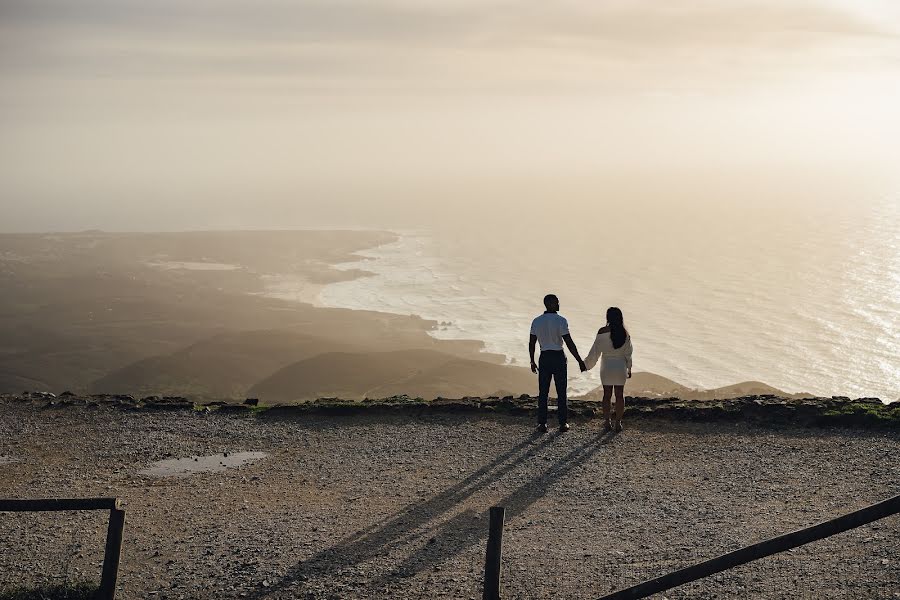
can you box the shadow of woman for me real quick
[248,432,550,598]
[375,431,612,584]
[248,429,612,598]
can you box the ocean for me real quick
[312,194,898,401]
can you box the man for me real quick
[529,294,586,433]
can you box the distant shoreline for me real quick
[0,229,513,397]
[259,229,402,307]
[2,229,895,404]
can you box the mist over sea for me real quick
[310,195,899,401]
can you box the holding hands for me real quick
[530,358,586,373]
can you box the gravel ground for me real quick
[1,401,898,599]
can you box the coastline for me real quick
[1,229,896,403]
[0,229,523,398]
[313,232,506,347]
[254,229,401,307]
[298,231,897,403]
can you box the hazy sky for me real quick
[1,0,899,231]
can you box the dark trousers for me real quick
[538,350,568,425]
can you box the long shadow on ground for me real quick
[249,429,614,598]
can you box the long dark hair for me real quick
[607,307,628,349]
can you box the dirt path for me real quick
[1,401,898,599]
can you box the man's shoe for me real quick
[602,420,613,432]
[614,421,623,433]
[538,423,548,433]
[559,423,570,433]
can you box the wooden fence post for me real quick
[0,497,126,599]
[598,493,900,600]
[483,506,506,600]
[98,505,126,600]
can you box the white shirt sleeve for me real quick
[584,333,603,370]
[624,336,634,370]
[559,317,569,337]
[529,318,538,336]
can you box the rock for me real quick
[856,397,883,405]
[144,397,194,411]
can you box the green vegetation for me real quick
[0,583,97,600]
[822,401,900,424]
[247,403,272,415]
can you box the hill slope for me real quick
[249,350,536,402]
[89,330,363,399]
[578,372,811,400]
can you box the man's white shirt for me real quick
[530,312,569,351]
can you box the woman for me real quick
[584,307,633,432]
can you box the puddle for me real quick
[140,452,267,477]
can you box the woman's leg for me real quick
[614,385,625,426]
[602,386,613,425]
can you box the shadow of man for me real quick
[375,431,612,584]
[249,429,612,598]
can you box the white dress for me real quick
[584,331,633,386]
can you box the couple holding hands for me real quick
[528,294,633,434]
